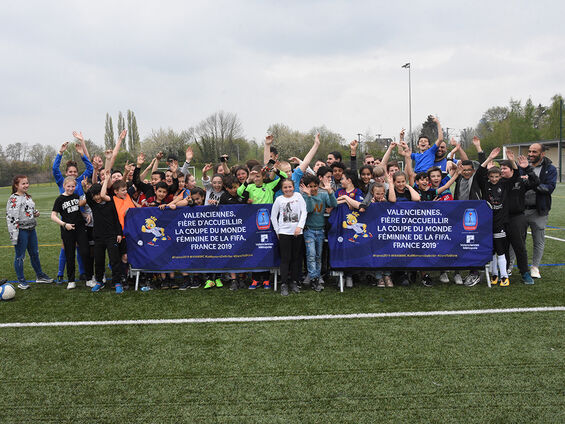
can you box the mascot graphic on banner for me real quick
[342,211,372,243]
[141,216,171,246]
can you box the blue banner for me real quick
[328,200,493,269]
[123,204,280,271]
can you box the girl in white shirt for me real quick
[271,179,307,295]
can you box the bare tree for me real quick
[194,111,244,162]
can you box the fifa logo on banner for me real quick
[257,208,271,230]
[261,234,269,243]
[466,235,475,244]
[463,208,478,231]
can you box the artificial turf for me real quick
[0,183,564,422]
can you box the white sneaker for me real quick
[530,266,541,279]
[67,282,76,290]
[86,279,96,288]
[454,273,463,285]
[345,276,353,288]
[439,272,449,283]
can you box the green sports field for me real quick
[1,183,564,423]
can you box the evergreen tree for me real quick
[104,113,115,150]
[131,113,140,152]
[420,115,439,143]
[117,112,126,150]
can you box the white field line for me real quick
[0,306,563,329]
[526,231,565,242]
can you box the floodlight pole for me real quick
[557,98,563,183]
[357,133,362,154]
[402,62,413,150]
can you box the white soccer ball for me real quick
[0,283,16,301]
[137,240,143,246]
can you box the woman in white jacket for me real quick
[6,175,53,289]
[271,179,307,296]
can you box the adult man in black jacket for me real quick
[520,143,557,279]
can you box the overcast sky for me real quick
[1,0,563,151]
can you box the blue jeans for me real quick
[14,228,45,282]
[304,228,324,279]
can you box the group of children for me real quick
[10,115,541,293]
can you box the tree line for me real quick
[1,94,562,187]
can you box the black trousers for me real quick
[506,213,529,275]
[94,237,121,285]
[279,234,304,284]
[61,225,92,282]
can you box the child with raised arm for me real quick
[410,116,444,173]
[53,137,93,283]
[237,165,285,289]
[86,171,124,293]
[202,163,225,205]
[300,173,337,292]
[476,147,520,287]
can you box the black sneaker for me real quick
[179,278,191,290]
[170,279,179,289]
[289,281,300,294]
[229,280,238,291]
[422,274,433,287]
[161,279,170,290]
[280,283,289,296]
[190,280,201,289]
[56,275,64,284]
[311,278,323,292]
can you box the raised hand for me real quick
[119,129,127,141]
[93,155,103,170]
[489,147,501,159]
[169,161,178,173]
[137,153,146,167]
[155,151,164,161]
[75,142,84,156]
[506,149,515,162]
[450,137,458,147]
[202,163,213,174]
[350,139,359,153]
[399,129,405,141]
[315,132,320,145]
[185,146,194,163]
[288,156,301,165]
[104,149,113,160]
[300,183,311,196]
[72,131,84,142]
[265,135,273,145]
[518,155,529,169]
[59,141,69,154]
[472,136,481,148]
[124,161,134,174]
